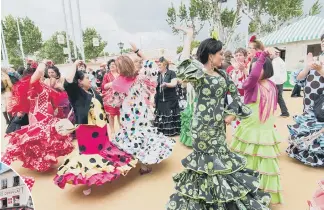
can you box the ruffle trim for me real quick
[181,151,247,175]
[233,127,281,146]
[230,138,281,159]
[172,168,261,203]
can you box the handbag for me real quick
[55,108,76,136]
[314,94,324,122]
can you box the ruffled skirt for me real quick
[179,101,193,147]
[167,149,271,209]
[113,127,176,165]
[54,125,137,188]
[286,110,324,167]
[2,117,74,172]
[154,100,181,136]
[230,116,283,204]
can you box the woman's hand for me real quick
[129,42,138,52]
[311,63,323,71]
[104,82,113,90]
[161,82,167,88]
[224,115,236,125]
[174,26,194,36]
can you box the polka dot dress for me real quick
[21,176,35,191]
[54,97,137,189]
[111,67,176,165]
[303,70,324,111]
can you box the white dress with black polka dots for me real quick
[111,64,176,165]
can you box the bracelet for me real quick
[135,49,140,54]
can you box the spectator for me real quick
[269,47,290,118]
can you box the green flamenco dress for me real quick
[230,85,283,204]
[180,83,196,147]
[167,59,271,210]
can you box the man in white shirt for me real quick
[269,47,290,117]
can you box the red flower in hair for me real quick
[249,35,256,42]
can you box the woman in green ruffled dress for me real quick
[230,38,283,204]
[166,26,271,210]
[179,82,195,147]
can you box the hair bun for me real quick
[249,35,257,42]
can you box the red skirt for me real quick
[104,105,120,117]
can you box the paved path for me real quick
[1,92,323,210]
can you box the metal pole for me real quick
[1,24,9,68]
[68,0,78,59]
[16,18,26,68]
[62,0,72,63]
[76,0,85,61]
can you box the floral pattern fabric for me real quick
[167,59,271,210]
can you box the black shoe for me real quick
[280,113,290,118]
[291,95,298,98]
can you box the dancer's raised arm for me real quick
[174,26,194,60]
[130,42,147,60]
[65,60,80,83]
[30,62,46,84]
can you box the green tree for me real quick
[83,28,107,60]
[121,48,132,54]
[242,0,303,35]
[308,0,322,16]
[39,31,78,64]
[176,40,200,54]
[166,0,209,39]
[2,15,42,68]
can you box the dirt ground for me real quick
[1,91,323,210]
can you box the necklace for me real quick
[160,72,166,102]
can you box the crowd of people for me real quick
[1,28,323,209]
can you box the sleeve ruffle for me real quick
[138,60,158,98]
[7,76,40,114]
[176,59,205,85]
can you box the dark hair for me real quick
[249,57,274,80]
[197,38,223,64]
[23,66,36,77]
[17,66,25,76]
[107,59,115,70]
[321,34,324,41]
[46,65,61,79]
[159,57,169,69]
[75,70,85,81]
[234,48,247,57]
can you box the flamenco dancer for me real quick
[179,48,198,147]
[230,45,283,203]
[102,59,121,136]
[43,65,70,119]
[54,60,137,194]
[154,57,181,137]
[104,50,176,175]
[2,61,74,172]
[167,27,271,209]
[286,34,324,167]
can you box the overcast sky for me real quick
[2,0,324,53]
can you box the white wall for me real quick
[269,40,320,71]
[0,170,31,208]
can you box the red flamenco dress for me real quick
[102,72,120,117]
[54,93,137,189]
[2,76,74,172]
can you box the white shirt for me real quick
[270,57,287,85]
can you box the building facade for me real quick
[0,165,33,210]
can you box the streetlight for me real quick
[117,42,124,55]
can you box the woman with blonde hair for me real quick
[105,50,175,174]
[1,68,13,124]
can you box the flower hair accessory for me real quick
[210,30,219,40]
[249,35,257,42]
